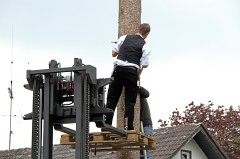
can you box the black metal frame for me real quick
[23,58,127,159]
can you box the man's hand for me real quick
[112,50,118,57]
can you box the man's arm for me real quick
[140,42,150,66]
[112,35,126,57]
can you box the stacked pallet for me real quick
[60,130,156,152]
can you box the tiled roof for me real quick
[0,145,117,159]
[0,147,31,159]
[151,124,200,159]
[0,124,229,159]
[151,123,229,159]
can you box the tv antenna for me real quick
[8,25,14,152]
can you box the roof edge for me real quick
[168,123,202,159]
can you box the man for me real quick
[105,23,151,130]
[139,86,153,159]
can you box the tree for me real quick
[116,0,141,159]
[158,101,240,159]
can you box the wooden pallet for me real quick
[60,130,156,151]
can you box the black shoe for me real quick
[128,126,134,131]
[101,128,108,132]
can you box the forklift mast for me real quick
[23,58,126,159]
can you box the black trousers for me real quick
[105,65,138,130]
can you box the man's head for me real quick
[139,23,151,39]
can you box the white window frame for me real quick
[181,149,192,159]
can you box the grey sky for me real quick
[0,0,240,150]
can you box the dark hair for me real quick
[139,23,151,35]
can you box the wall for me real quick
[172,139,208,159]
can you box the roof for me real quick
[0,145,117,159]
[152,123,229,159]
[0,124,229,159]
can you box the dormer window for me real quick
[181,150,192,159]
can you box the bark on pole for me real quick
[116,0,141,158]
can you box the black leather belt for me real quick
[125,66,137,70]
[116,65,137,71]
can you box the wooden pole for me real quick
[117,0,141,158]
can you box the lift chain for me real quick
[31,75,43,159]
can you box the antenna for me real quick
[8,25,14,153]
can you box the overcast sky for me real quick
[0,0,240,150]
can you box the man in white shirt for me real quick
[105,23,151,130]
